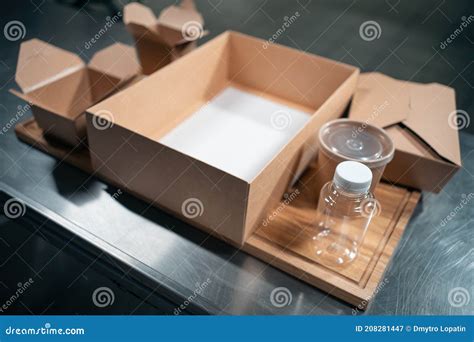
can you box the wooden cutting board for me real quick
[15,118,420,309]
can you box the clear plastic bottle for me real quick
[312,161,376,267]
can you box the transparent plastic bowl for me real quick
[316,119,394,193]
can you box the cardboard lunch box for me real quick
[85,31,359,246]
[349,72,461,192]
[124,0,208,75]
[10,39,140,146]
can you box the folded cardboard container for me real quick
[10,39,140,146]
[124,0,208,75]
[349,72,461,192]
[86,31,359,246]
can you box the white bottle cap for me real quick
[333,161,372,194]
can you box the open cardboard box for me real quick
[349,72,461,192]
[86,31,359,246]
[10,39,140,146]
[124,0,208,75]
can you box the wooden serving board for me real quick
[244,175,420,308]
[15,118,420,309]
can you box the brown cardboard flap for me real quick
[9,88,64,117]
[385,125,441,161]
[349,72,409,128]
[349,72,460,166]
[157,6,205,46]
[123,2,158,29]
[158,5,204,29]
[123,3,166,45]
[88,43,141,81]
[181,0,197,10]
[405,83,461,165]
[15,39,84,94]
[124,1,206,48]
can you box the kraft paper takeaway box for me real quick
[10,39,140,146]
[86,31,359,246]
[349,72,461,192]
[124,0,208,75]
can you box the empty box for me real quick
[86,31,359,245]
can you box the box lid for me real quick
[349,72,461,166]
[15,39,85,93]
[88,42,140,81]
[123,2,158,28]
[123,1,207,47]
[15,39,139,95]
[157,5,206,46]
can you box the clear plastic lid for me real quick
[319,119,394,168]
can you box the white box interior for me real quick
[159,87,310,182]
